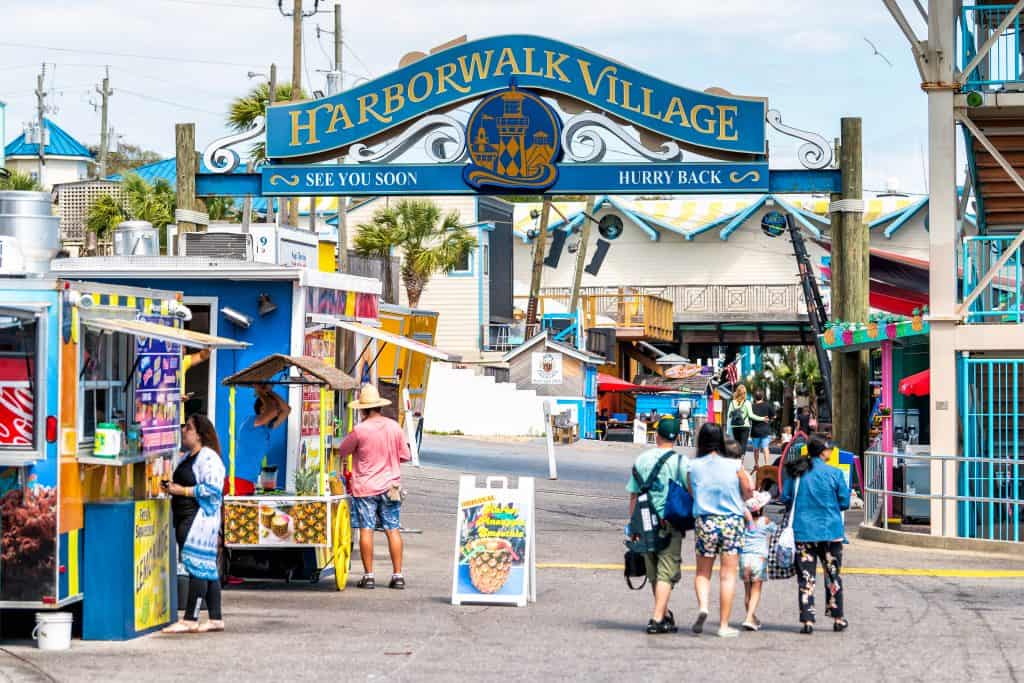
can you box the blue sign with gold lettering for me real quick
[463,85,561,191]
[265,34,767,160]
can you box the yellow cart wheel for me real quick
[333,499,352,591]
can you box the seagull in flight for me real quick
[864,37,893,67]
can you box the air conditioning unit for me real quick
[179,232,252,260]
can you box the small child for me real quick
[740,491,777,631]
[780,425,793,445]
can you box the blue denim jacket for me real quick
[779,461,850,543]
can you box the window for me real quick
[79,328,134,443]
[449,248,472,275]
[0,311,43,452]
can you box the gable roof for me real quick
[5,118,92,160]
[501,330,604,365]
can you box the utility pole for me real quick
[830,118,865,457]
[96,66,113,178]
[331,3,348,272]
[175,123,201,238]
[526,199,553,326]
[267,63,277,225]
[279,0,318,228]
[568,195,596,313]
[35,63,46,188]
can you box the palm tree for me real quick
[354,199,477,308]
[85,173,174,252]
[0,170,43,191]
[84,194,125,242]
[227,82,306,164]
[207,196,238,222]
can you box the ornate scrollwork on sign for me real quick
[202,116,265,174]
[560,113,683,163]
[765,109,833,170]
[350,114,466,163]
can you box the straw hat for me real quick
[348,384,392,410]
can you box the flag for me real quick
[725,360,740,386]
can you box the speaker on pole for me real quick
[544,229,568,268]
[584,238,610,275]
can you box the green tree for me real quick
[354,199,477,308]
[0,170,43,191]
[227,82,306,164]
[87,142,162,178]
[84,194,125,241]
[206,196,238,222]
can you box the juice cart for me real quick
[221,354,359,590]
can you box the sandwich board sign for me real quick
[451,475,536,607]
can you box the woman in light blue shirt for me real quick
[779,435,851,634]
[686,423,754,638]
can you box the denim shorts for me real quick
[351,494,401,530]
[750,436,772,450]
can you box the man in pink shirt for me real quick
[338,384,411,590]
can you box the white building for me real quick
[4,119,93,189]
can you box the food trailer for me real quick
[0,278,244,639]
[221,354,359,590]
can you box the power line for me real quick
[342,41,374,78]
[0,41,262,68]
[117,88,223,116]
[153,0,278,9]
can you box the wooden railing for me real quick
[514,292,674,342]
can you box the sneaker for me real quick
[716,626,740,638]
[646,619,678,634]
[357,575,375,589]
[664,610,675,627]
[389,575,406,590]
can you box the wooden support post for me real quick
[569,195,597,314]
[526,199,552,326]
[175,123,200,238]
[831,118,866,455]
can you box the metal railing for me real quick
[961,4,1024,89]
[481,322,539,352]
[962,235,1023,323]
[864,451,1024,543]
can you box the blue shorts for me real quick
[750,436,772,450]
[351,494,401,530]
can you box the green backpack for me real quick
[626,452,676,554]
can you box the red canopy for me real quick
[898,369,930,397]
[597,373,667,393]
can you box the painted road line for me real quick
[536,563,1024,578]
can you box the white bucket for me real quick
[31,612,73,651]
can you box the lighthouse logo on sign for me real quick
[464,83,562,192]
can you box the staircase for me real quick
[424,363,548,437]
[967,114,1024,230]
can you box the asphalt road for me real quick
[5,436,1024,681]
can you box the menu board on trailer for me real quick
[451,475,535,607]
[301,329,336,438]
[133,501,170,631]
[134,316,181,455]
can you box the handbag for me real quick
[766,511,796,580]
[771,476,801,574]
[624,548,648,590]
[662,454,695,532]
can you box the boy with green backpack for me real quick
[626,417,690,634]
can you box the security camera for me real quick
[221,307,253,329]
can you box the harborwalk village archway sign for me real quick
[200,35,840,198]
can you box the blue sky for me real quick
[0,1,929,194]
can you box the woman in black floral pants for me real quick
[779,436,851,634]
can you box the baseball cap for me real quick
[656,416,680,441]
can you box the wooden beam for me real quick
[621,342,664,376]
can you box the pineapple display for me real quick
[293,501,328,544]
[224,502,260,544]
[464,538,515,594]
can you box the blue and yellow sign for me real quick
[463,85,561,191]
[266,34,767,160]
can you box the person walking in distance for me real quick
[727,385,767,463]
[749,390,775,471]
[626,417,689,634]
[338,384,411,590]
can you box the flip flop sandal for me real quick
[692,610,708,634]
[742,622,759,631]
[197,620,225,633]
[161,621,199,634]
